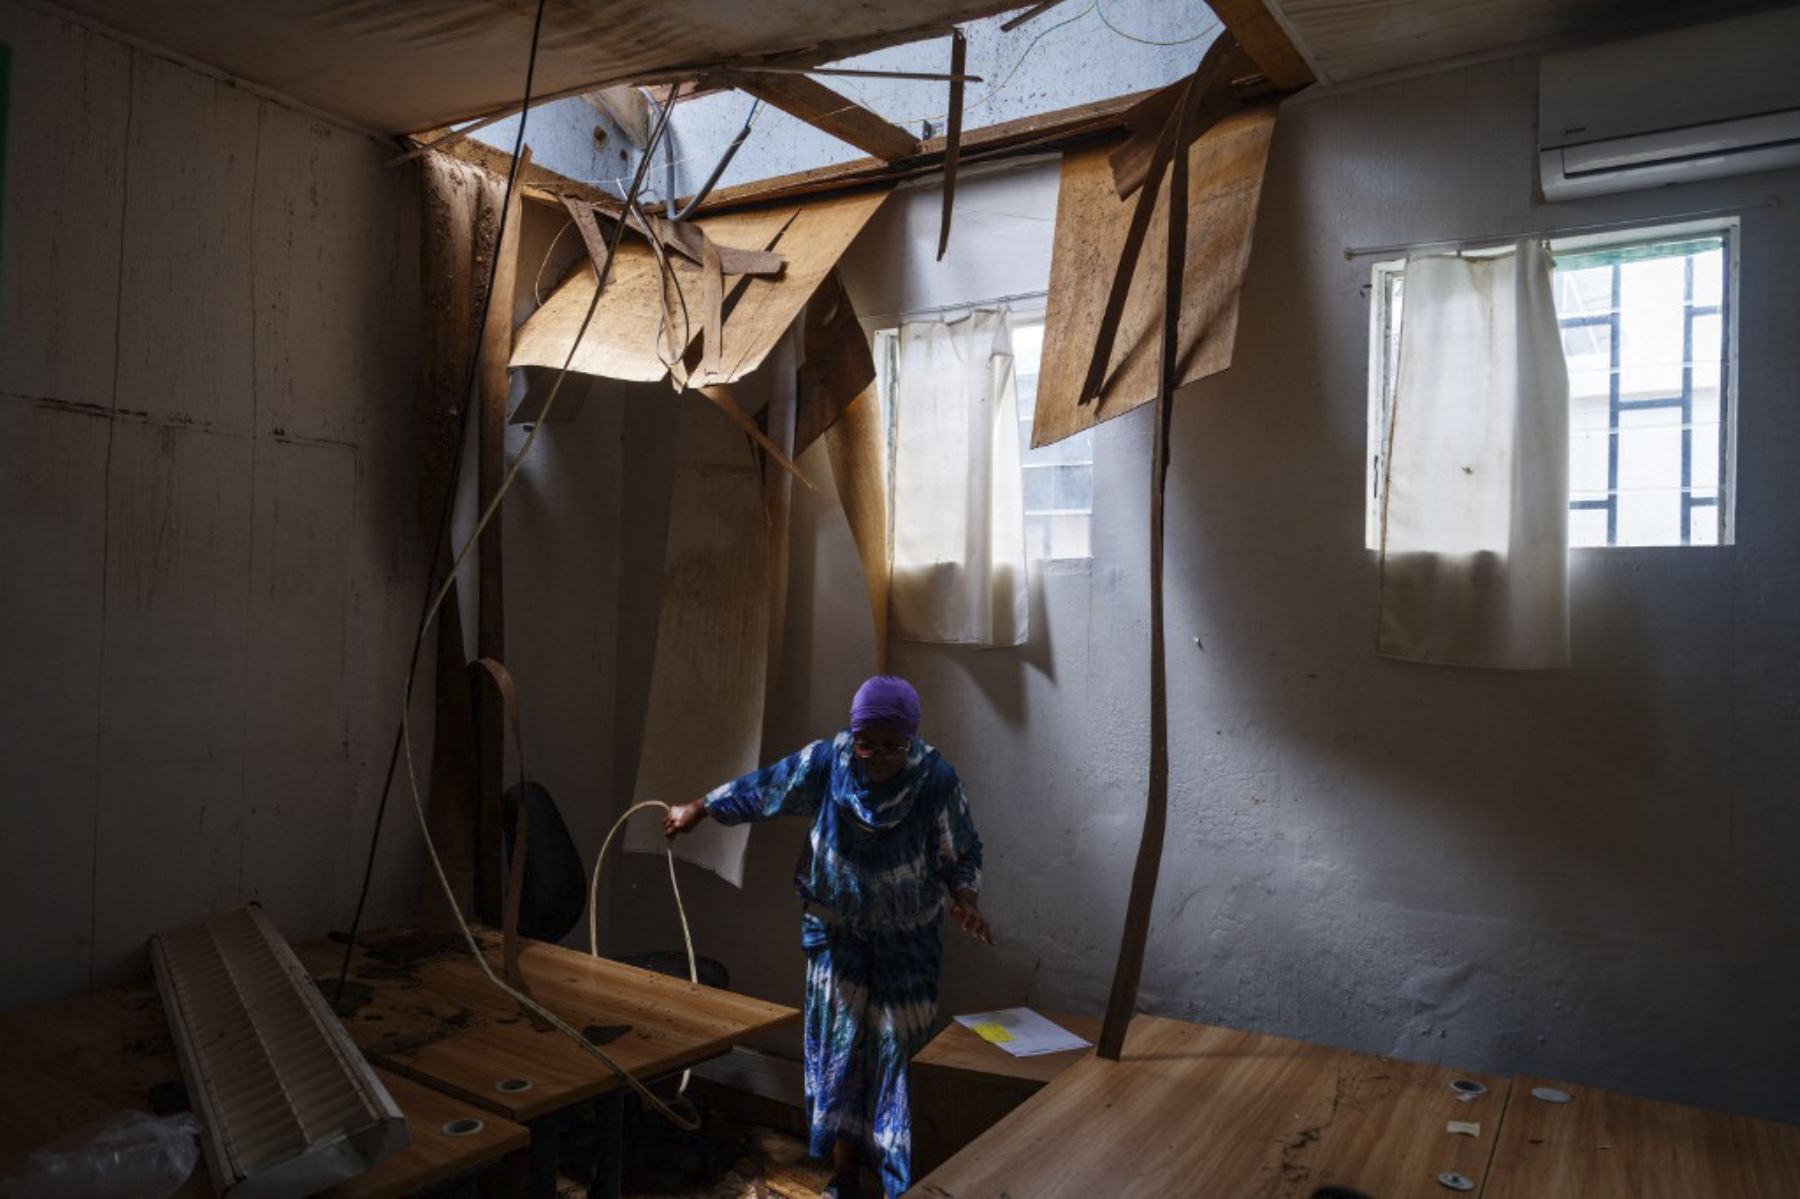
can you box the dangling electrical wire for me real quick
[334,0,550,1009]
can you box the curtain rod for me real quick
[859,288,1048,325]
[1341,200,1771,260]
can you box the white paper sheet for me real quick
[953,1008,1091,1057]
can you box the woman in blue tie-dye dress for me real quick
[664,675,989,1199]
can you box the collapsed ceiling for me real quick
[51,0,1022,133]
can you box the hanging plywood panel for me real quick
[1030,104,1277,450]
[621,395,777,886]
[510,188,888,389]
[510,206,797,383]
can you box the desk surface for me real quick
[0,984,527,1198]
[296,927,800,1122]
[1484,1074,1800,1199]
[910,1013,1509,1198]
[913,1011,1101,1086]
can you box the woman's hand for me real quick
[950,889,994,945]
[663,800,709,837]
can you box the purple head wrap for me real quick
[850,675,921,737]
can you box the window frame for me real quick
[1365,219,1739,550]
[871,302,1097,564]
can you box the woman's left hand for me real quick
[950,889,994,945]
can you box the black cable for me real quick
[671,98,761,221]
[334,0,549,1005]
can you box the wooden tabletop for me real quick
[913,1011,1101,1086]
[322,1069,527,1199]
[0,984,527,1198]
[296,927,800,1122]
[910,1013,1510,1198]
[1483,1074,1800,1198]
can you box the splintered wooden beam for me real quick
[1207,0,1316,91]
[1095,57,1202,1064]
[722,71,920,162]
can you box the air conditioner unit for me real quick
[1539,5,1800,201]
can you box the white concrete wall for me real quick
[603,54,1800,1123]
[0,2,428,1002]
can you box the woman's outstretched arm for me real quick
[664,739,835,835]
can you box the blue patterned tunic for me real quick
[704,732,983,1196]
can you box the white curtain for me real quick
[1378,240,1570,669]
[889,310,1030,646]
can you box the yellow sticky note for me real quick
[971,1022,1015,1045]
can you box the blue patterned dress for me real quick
[703,731,983,1196]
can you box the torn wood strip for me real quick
[824,385,890,672]
[795,270,876,454]
[1000,0,1068,32]
[1097,70,1196,1063]
[1076,38,1236,410]
[698,236,725,380]
[937,28,967,261]
[724,70,920,162]
[699,385,813,489]
[1030,101,1277,449]
[702,187,890,384]
[475,145,529,924]
[558,195,618,287]
[633,208,786,276]
[1207,0,1317,91]
[1109,43,1259,199]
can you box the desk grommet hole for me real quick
[1436,1172,1475,1192]
[1449,1079,1486,1096]
[495,1077,534,1093]
[442,1117,484,1136]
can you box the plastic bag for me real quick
[0,1111,202,1199]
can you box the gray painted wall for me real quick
[0,1,428,1002]
[601,53,1800,1124]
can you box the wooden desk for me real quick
[299,927,798,1197]
[911,1011,1099,1178]
[0,984,529,1198]
[1484,1075,1800,1198]
[910,1014,1509,1197]
[297,927,799,1124]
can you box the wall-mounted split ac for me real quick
[1539,5,1800,201]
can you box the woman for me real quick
[664,675,991,1199]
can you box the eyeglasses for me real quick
[852,735,909,759]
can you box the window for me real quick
[1368,224,1736,548]
[875,309,1095,561]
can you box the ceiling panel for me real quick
[1265,0,1792,84]
[53,0,1020,133]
